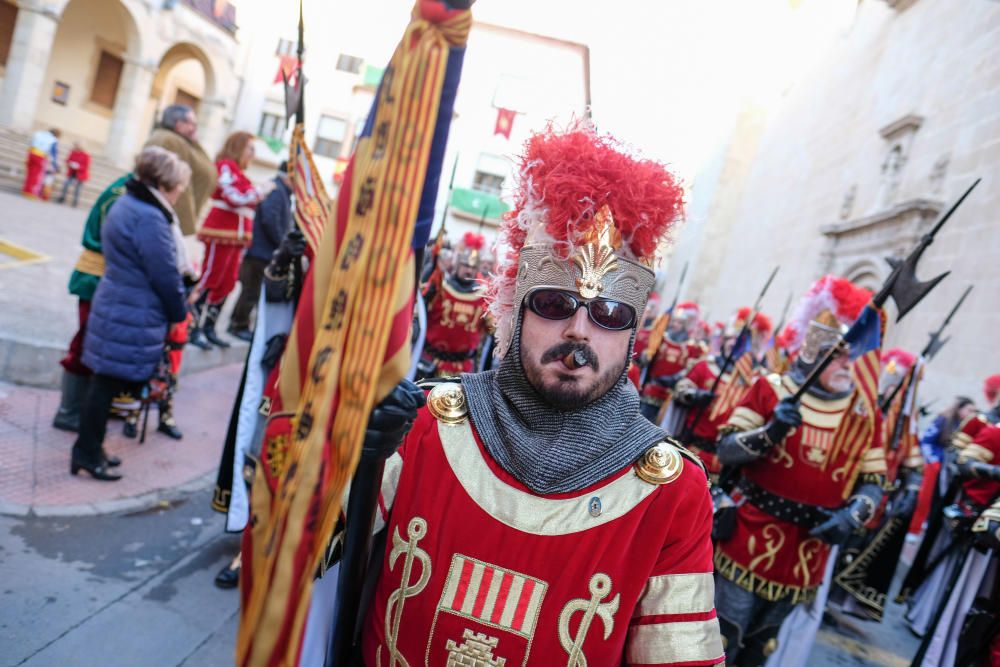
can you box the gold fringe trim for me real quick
[713,550,817,605]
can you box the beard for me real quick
[522,340,626,411]
[824,370,853,394]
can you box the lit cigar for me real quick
[563,350,588,369]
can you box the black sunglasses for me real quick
[526,289,636,331]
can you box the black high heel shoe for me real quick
[71,455,122,481]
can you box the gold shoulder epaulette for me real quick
[635,438,694,485]
[426,382,468,425]
[766,372,782,390]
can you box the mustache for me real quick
[540,341,599,372]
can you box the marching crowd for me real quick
[47,108,997,666]
[407,234,1000,666]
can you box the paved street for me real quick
[1,487,240,667]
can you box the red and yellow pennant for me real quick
[709,351,754,422]
[288,124,332,254]
[237,4,472,665]
[827,304,886,498]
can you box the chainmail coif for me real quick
[461,315,666,494]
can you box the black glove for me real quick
[676,388,714,408]
[361,380,426,461]
[272,229,307,271]
[888,469,922,518]
[950,459,1000,482]
[888,488,918,518]
[765,397,802,443]
[653,372,684,389]
[261,334,287,369]
[810,483,882,545]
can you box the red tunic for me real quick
[422,279,487,375]
[641,338,705,405]
[361,398,724,666]
[961,423,1000,507]
[715,375,886,603]
[197,159,261,246]
[66,148,91,181]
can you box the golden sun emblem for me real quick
[572,205,621,299]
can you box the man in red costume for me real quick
[350,125,723,665]
[908,413,1000,666]
[673,307,772,477]
[637,301,706,423]
[712,276,886,665]
[417,231,488,377]
[900,373,1000,648]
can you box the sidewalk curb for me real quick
[1,471,217,519]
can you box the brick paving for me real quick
[0,363,241,514]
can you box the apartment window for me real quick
[276,38,296,56]
[473,153,507,196]
[259,111,285,140]
[90,50,124,109]
[0,1,18,68]
[336,53,363,74]
[314,115,348,159]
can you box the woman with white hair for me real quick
[71,146,191,481]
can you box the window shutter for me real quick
[91,51,124,109]
[0,1,18,67]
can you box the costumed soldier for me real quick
[828,348,925,621]
[210,229,306,588]
[712,275,886,666]
[343,125,724,665]
[909,418,1000,666]
[673,308,772,477]
[417,231,488,378]
[637,301,706,423]
[900,374,1000,639]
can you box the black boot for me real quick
[188,293,213,350]
[202,303,230,348]
[53,371,90,432]
[215,553,241,589]
[157,401,183,440]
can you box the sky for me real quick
[289,0,860,181]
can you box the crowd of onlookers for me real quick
[32,105,294,482]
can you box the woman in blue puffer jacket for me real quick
[71,146,191,481]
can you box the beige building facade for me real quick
[0,0,241,166]
[666,0,1000,408]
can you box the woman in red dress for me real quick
[191,132,263,348]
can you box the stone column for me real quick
[197,97,229,156]
[104,57,157,167]
[0,1,60,130]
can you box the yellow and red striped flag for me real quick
[236,4,472,665]
[709,351,755,421]
[826,304,886,497]
[288,124,331,253]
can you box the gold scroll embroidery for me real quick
[558,573,621,666]
[380,517,431,667]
